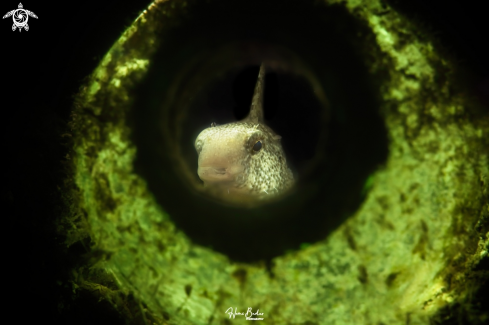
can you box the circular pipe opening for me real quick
[131,0,388,262]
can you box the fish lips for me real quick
[197,165,244,184]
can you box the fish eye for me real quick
[252,140,262,152]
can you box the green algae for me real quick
[67,0,489,324]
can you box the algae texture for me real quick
[65,0,489,324]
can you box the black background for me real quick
[2,0,488,324]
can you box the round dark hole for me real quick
[131,0,389,263]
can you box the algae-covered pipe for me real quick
[65,0,489,324]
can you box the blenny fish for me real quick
[194,63,294,202]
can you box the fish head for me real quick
[195,122,278,195]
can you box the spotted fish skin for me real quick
[194,64,294,200]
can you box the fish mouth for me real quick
[197,165,244,183]
[198,166,233,182]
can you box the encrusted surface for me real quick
[70,0,489,324]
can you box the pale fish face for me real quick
[195,126,250,193]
